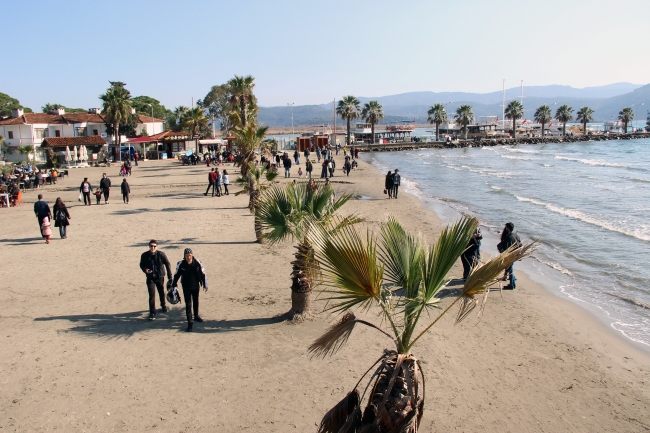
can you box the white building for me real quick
[0,108,165,162]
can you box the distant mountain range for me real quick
[258,83,649,126]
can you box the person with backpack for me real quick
[139,239,174,321]
[497,222,522,290]
[171,248,208,332]
[52,197,70,239]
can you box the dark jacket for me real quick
[172,258,208,290]
[140,250,173,280]
[462,231,482,259]
[283,158,292,168]
[306,160,313,172]
[121,182,130,194]
[33,200,51,217]
[79,181,92,193]
[385,174,394,189]
[100,177,111,191]
[53,203,70,227]
[393,173,401,186]
[497,231,521,253]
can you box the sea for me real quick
[364,135,650,349]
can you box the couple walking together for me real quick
[384,169,401,199]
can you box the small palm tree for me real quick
[337,96,361,146]
[555,105,574,136]
[235,162,278,242]
[172,106,189,131]
[427,103,448,141]
[309,216,535,433]
[232,124,268,179]
[228,75,256,128]
[576,107,595,135]
[454,104,474,139]
[504,100,524,138]
[534,105,553,137]
[255,182,360,320]
[361,101,384,144]
[100,82,132,162]
[182,107,209,137]
[618,107,634,133]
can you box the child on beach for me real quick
[298,167,303,178]
[94,188,102,205]
[41,216,52,244]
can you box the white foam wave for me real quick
[531,255,574,277]
[515,196,650,241]
[499,154,534,161]
[555,156,629,168]
[505,147,540,154]
[541,164,554,167]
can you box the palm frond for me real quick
[309,312,358,358]
[379,216,423,300]
[255,185,293,244]
[317,390,361,433]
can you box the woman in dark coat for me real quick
[385,171,394,199]
[52,197,70,239]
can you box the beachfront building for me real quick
[0,108,164,162]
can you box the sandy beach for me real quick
[1,157,649,432]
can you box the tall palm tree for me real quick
[336,96,361,146]
[361,101,384,144]
[555,105,574,136]
[100,82,132,162]
[504,100,524,138]
[618,107,634,133]
[235,162,278,242]
[454,104,474,140]
[227,75,256,128]
[309,216,535,433]
[534,105,553,137]
[182,107,209,137]
[427,103,448,141]
[255,182,360,320]
[232,124,268,179]
[576,106,595,135]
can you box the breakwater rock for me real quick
[360,132,650,152]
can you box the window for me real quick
[93,129,98,136]
[76,127,86,137]
[8,131,13,139]
[55,130,61,137]
[35,129,45,139]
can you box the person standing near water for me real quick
[171,248,208,332]
[461,228,482,279]
[497,222,521,290]
[139,239,173,321]
[385,171,394,199]
[99,173,111,204]
[392,169,401,198]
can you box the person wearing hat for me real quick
[171,248,208,332]
[497,222,522,290]
[139,239,173,320]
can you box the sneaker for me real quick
[194,316,204,322]
[148,313,155,320]
[161,306,169,313]
[186,323,193,332]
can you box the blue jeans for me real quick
[506,263,516,288]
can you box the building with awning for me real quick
[125,130,193,159]
[40,135,108,164]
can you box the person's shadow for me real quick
[34,309,284,338]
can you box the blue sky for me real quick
[2,0,649,111]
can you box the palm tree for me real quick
[534,105,553,137]
[361,101,384,144]
[255,182,360,320]
[504,100,524,138]
[555,105,574,136]
[182,107,209,137]
[618,107,634,133]
[232,124,268,179]
[427,103,448,141]
[100,82,132,162]
[337,96,361,146]
[576,107,595,135]
[235,162,279,240]
[171,106,189,131]
[227,75,256,128]
[454,104,474,140]
[309,216,535,433]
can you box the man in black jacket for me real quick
[497,222,521,290]
[33,194,52,237]
[139,239,173,320]
[99,173,111,204]
[172,248,208,332]
[283,155,292,178]
[461,228,482,279]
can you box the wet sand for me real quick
[0,158,648,432]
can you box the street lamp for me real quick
[147,103,156,160]
[288,102,295,137]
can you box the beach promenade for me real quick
[0,159,648,432]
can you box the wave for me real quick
[541,164,554,167]
[605,292,650,310]
[554,156,630,168]
[623,176,650,184]
[498,154,534,161]
[531,255,574,277]
[514,195,650,241]
[504,147,540,154]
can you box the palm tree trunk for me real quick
[563,123,567,136]
[371,122,375,144]
[624,122,628,134]
[240,97,247,128]
[512,118,517,138]
[347,117,351,146]
[583,121,587,135]
[541,123,545,137]
[114,122,120,162]
[289,239,316,319]
[464,123,468,140]
[436,123,440,141]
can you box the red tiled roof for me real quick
[0,112,164,126]
[41,136,107,147]
[137,114,166,123]
[0,116,24,125]
[63,113,106,123]
[24,113,69,124]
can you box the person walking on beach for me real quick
[294,149,300,165]
[79,178,92,205]
[121,178,130,204]
[99,173,111,204]
[214,168,222,197]
[222,170,230,195]
[497,222,522,290]
[204,168,217,196]
[352,145,357,160]
[305,159,313,178]
[344,158,351,176]
[33,194,52,238]
[461,228,482,279]
[41,216,52,244]
[171,248,208,332]
[303,147,310,163]
[316,146,321,162]
[139,239,173,321]
[283,154,292,178]
[385,171,395,199]
[328,158,335,178]
[53,197,70,239]
[393,169,401,198]
[275,153,281,170]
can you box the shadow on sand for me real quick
[128,238,257,248]
[34,309,284,338]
